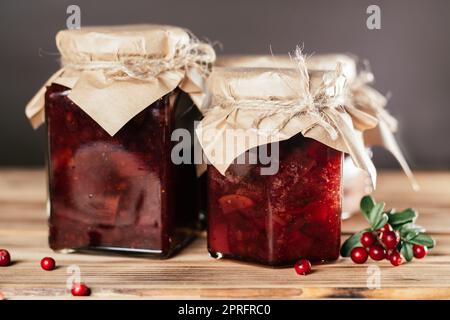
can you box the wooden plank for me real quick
[0,169,46,204]
[0,169,449,300]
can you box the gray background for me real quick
[1,0,449,168]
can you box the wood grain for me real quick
[0,169,449,300]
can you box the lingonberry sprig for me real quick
[341,195,435,266]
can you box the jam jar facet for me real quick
[45,83,199,257]
[207,134,343,266]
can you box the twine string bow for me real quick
[61,36,216,81]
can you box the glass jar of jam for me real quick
[207,135,343,265]
[196,63,376,266]
[45,85,200,256]
[25,25,215,257]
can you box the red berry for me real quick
[294,259,312,275]
[369,245,386,261]
[40,257,56,271]
[385,249,395,260]
[71,283,91,296]
[381,231,400,249]
[0,249,11,267]
[351,247,368,264]
[360,232,376,248]
[389,251,403,266]
[413,245,428,259]
[378,223,393,233]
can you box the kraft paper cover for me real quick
[196,52,378,187]
[25,24,216,136]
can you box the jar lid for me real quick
[208,66,343,103]
[216,55,295,68]
[307,54,357,82]
[209,67,306,101]
[56,25,191,63]
[216,54,357,82]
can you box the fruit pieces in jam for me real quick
[45,83,199,257]
[207,134,343,266]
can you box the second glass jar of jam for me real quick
[208,135,343,265]
[25,25,215,257]
[196,61,376,266]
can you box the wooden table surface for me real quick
[0,169,449,300]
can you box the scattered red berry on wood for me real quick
[389,251,403,266]
[381,231,400,249]
[360,232,376,248]
[351,247,368,264]
[71,283,91,296]
[413,245,428,259]
[378,223,393,233]
[294,259,312,275]
[0,249,11,267]
[40,257,56,271]
[369,245,386,261]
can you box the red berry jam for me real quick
[207,135,343,266]
[45,84,200,257]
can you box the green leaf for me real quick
[340,230,369,257]
[360,196,375,223]
[405,229,421,241]
[409,233,436,248]
[372,213,389,231]
[388,208,418,227]
[368,202,386,230]
[401,242,414,262]
[398,223,425,237]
